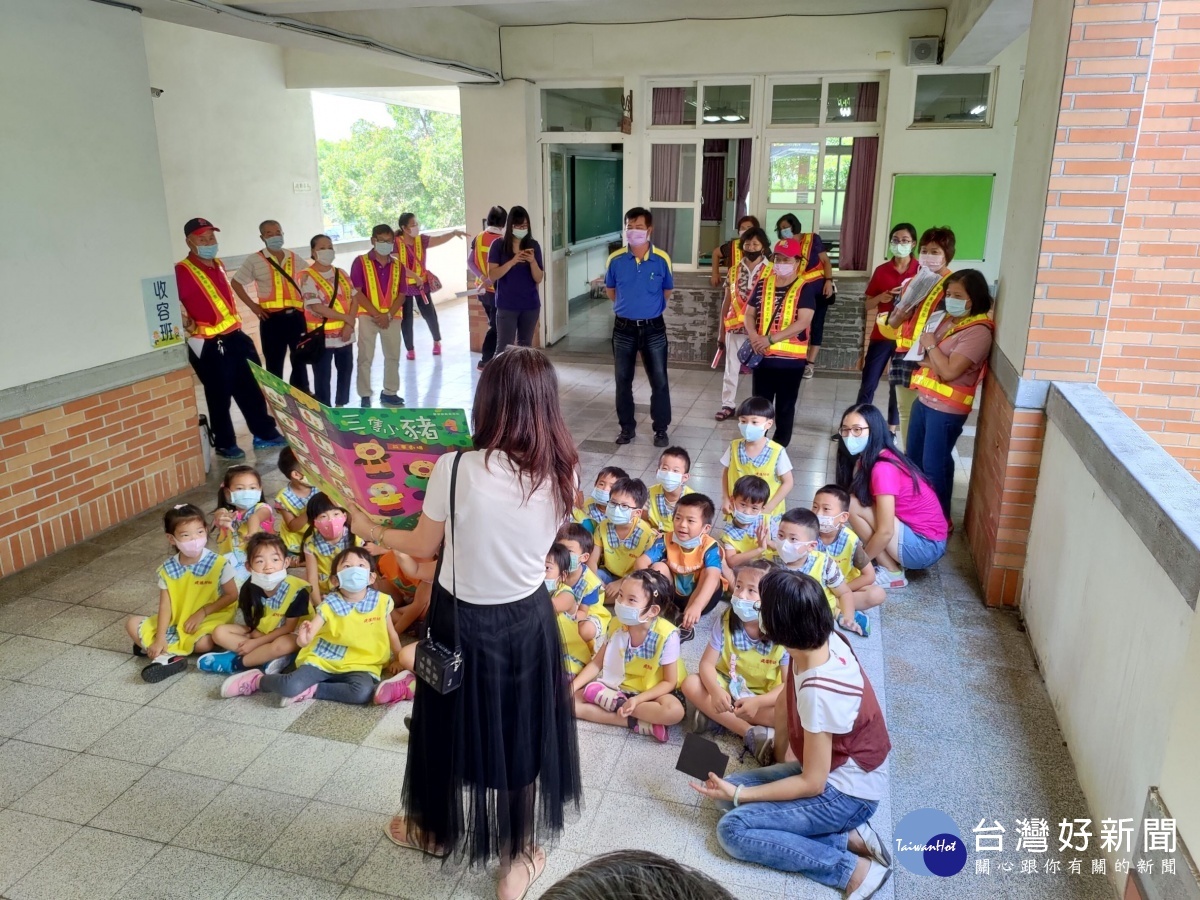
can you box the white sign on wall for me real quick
[141,274,183,350]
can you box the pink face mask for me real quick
[315,514,347,540]
[175,537,207,557]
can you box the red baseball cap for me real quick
[772,238,803,258]
[184,217,220,237]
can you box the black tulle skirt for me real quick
[402,583,582,865]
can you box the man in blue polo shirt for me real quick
[605,207,674,447]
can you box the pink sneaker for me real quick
[406,349,416,361]
[630,720,669,743]
[582,681,627,712]
[432,342,441,356]
[220,669,262,698]
[374,671,415,705]
[279,684,318,707]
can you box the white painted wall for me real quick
[1,0,175,391]
[1024,422,1199,877]
[142,19,324,260]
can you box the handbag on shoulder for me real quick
[413,451,464,694]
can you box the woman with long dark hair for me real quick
[348,347,581,900]
[488,205,544,354]
[834,403,948,588]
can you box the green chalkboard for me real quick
[571,157,622,244]
[889,174,995,260]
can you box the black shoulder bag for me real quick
[293,270,337,366]
[413,451,464,694]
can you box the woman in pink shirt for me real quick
[835,403,948,588]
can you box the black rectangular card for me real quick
[676,733,730,781]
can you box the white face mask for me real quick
[315,248,335,266]
[512,227,529,239]
[919,252,945,270]
[373,241,393,256]
[890,242,913,257]
[250,569,288,592]
[405,225,419,237]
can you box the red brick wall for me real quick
[0,367,205,575]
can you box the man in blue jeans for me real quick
[605,207,673,448]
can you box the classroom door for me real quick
[542,146,569,345]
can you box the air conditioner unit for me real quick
[907,36,941,66]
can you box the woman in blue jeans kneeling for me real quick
[692,570,893,899]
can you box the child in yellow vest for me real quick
[580,465,629,534]
[719,475,773,569]
[720,396,795,534]
[302,492,358,605]
[571,569,686,743]
[681,560,787,765]
[197,533,311,675]
[273,447,313,561]
[552,526,611,668]
[213,464,276,588]
[643,446,694,533]
[124,503,238,683]
[220,546,403,705]
[544,542,607,677]
[589,477,657,587]
[772,508,869,638]
[813,484,886,628]
[635,493,724,640]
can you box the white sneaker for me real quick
[847,860,891,899]
[853,821,892,867]
[874,567,907,589]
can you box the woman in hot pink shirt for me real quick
[835,404,948,588]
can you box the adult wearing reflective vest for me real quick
[908,270,995,519]
[876,226,956,448]
[708,214,761,287]
[467,205,506,370]
[299,234,358,408]
[395,212,467,360]
[350,224,405,408]
[175,218,285,460]
[744,238,825,447]
[715,226,770,421]
[232,219,310,393]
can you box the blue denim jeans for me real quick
[716,762,877,890]
[906,399,967,518]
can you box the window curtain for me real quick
[736,138,753,221]
[839,136,879,271]
[854,82,879,121]
[650,88,685,256]
[701,156,725,221]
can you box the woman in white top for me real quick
[350,347,581,900]
[298,234,358,407]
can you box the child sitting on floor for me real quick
[376,550,435,637]
[681,560,786,765]
[544,542,603,677]
[720,396,794,535]
[590,476,657,587]
[635,493,724,640]
[571,569,686,743]
[812,484,886,620]
[719,475,772,569]
[198,533,310,675]
[273,447,313,561]
[213,464,274,587]
[644,446,694,533]
[773,508,869,638]
[220,546,403,706]
[125,503,238,683]
[302,492,357,605]
[581,466,630,533]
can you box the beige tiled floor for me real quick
[0,301,1115,899]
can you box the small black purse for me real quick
[413,451,464,694]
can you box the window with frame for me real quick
[541,87,626,132]
[770,79,879,127]
[650,82,754,128]
[912,72,993,126]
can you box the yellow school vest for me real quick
[273,486,311,555]
[725,439,786,520]
[257,250,304,311]
[820,526,865,584]
[255,574,312,635]
[645,483,694,533]
[303,529,356,594]
[609,616,686,694]
[720,518,761,555]
[139,551,234,654]
[216,503,272,556]
[556,586,594,676]
[598,520,658,578]
[297,590,394,677]
[716,610,787,695]
[786,549,840,614]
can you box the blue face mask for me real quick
[842,434,869,456]
[739,422,767,442]
[779,227,794,239]
[264,236,285,251]
[732,598,759,623]
[544,577,558,594]
[229,489,261,511]
[337,567,370,593]
[733,509,760,526]
[614,602,647,627]
[675,533,704,551]
[591,487,610,505]
[196,243,219,260]
[568,553,581,573]
[944,297,969,318]
[607,504,634,526]
[656,470,684,492]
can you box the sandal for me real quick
[714,406,735,421]
[383,816,449,860]
[499,847,547,900]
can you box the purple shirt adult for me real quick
[488,239,544,311]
